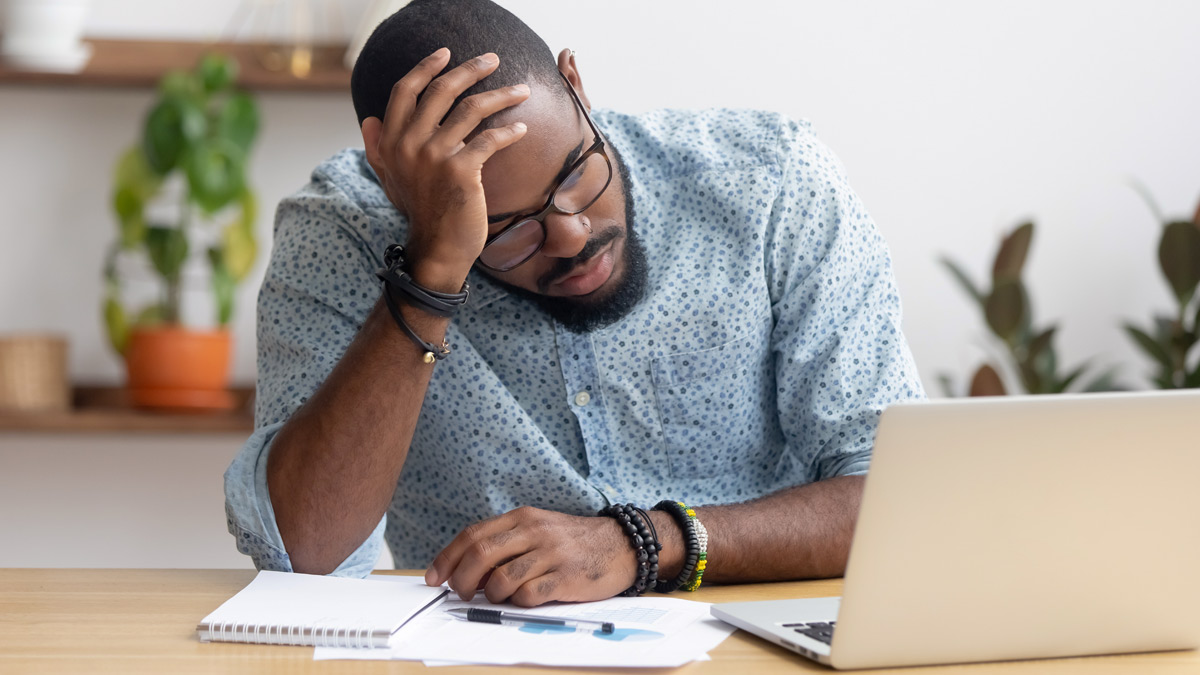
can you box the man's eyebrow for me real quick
[487,138,586,225]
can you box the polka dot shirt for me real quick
[223,108,926,576]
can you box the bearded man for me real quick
[225,0,925,606]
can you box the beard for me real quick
[491,148,649,334]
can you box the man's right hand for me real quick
[360,48,531,292]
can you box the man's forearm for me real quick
[650,475,864,584]
[267,297,449,575]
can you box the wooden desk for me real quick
[1,569,1196,674]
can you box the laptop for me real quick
[711,390,1200,670]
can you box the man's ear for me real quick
[556,47,592,110]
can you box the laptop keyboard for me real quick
[782,621,836,645]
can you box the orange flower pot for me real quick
[125,326,235,410]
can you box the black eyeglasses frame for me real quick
[475,71,613,273]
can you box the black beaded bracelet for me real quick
[598,503,661,597]
[652,500,700,593]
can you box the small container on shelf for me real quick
[0,334,71,412]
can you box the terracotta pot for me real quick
[125,326,235,410]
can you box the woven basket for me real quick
[0,334,70,412]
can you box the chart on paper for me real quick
[314,590,736,667]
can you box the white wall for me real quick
[0,1,1198,569]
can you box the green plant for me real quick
[103,53,260,355]
[1122,186,1200,388]
[939,221,1118,396]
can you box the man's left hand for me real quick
[424,506,637,606]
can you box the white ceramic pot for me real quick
[1,0,92,72]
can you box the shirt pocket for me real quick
[651,328,777,479]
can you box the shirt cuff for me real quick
[224,421,386,576]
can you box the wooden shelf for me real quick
[0,385,255,434]
[0,39,350,92]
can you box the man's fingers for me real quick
[427,518,502,586]
[458,122,529,166]
[483,552,552,604]
[409,53,500,131]
[510,572,564,608]
[435,84,530,148]
[445,526,531,601]
[380,47,451,146]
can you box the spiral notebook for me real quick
[197,571,449,649]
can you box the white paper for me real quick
[197,571,447,648]
[315,592,735,667]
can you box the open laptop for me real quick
[711,390,1200,670]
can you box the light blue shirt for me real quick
[224,108,925,575]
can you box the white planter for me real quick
[1,0,93,72]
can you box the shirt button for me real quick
[573,391,591,406]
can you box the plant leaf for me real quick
[936,373,956,398]
[103,296,129,357]
[1128,179,1166,224]
[215,91,259,154]
[992,221,1034,283]
[939,257,985,305]
[113,145,162,201]
[1054,362,1089,393]
[985,280,1026,342]
[969,364,1007,396]
[1187,360,1200,388]
[133,304,168,327]
[221,220,257,282]
[142,97,207,174]
[145,226,189,280]
[186,138,246,214]
[1082,367,1122,392]
[1027,326,1056,362]
[209,248,236,325]
[111,186,146,249]
[1158,220,1200,304]
[198,52,239,93]
[1123,323,1172,370]
[1018,361,1043,394]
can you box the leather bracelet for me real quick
[381,284,450,364]
[376,244,469,318]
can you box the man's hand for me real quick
[424,506,639,607]
[360,47,530,291]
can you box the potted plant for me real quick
[1123,187,1200,388]
[938,221,1118,396]
[103,53,259,410]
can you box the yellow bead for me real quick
[422,352,435,364]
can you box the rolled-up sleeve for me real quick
[765,120,925,482]
[223,175,389,577]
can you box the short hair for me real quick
[351,0,564,126]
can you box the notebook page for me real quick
[198,571,447,647]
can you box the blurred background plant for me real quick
[103,52,259,356]
[939,221,1119,396]
[1123,186,1200,389]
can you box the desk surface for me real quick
[2,569,1197,674]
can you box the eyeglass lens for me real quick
[479,152,611,271]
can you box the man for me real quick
[225,0,924,607]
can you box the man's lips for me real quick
[550,241,618,296]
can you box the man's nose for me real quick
[538,211,591,259]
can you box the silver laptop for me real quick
[712,390,1200,669]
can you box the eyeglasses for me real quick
[476,72,614,272]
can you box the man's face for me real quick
[473,77,646,332]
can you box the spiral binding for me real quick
[205,619,379,648]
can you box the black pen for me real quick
[446,607,615,634]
